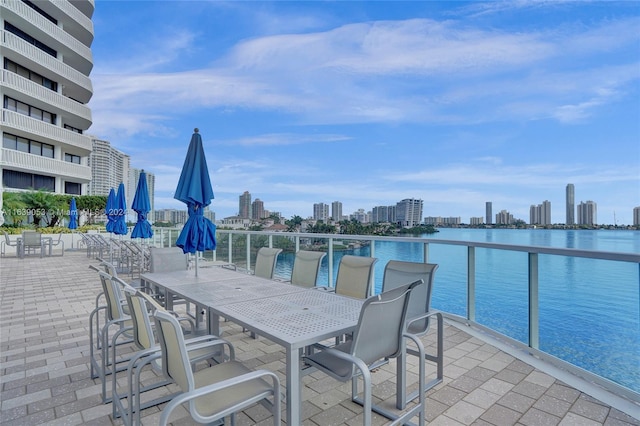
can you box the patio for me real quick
[1,251,638,425]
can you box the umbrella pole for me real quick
[195,253,199,277]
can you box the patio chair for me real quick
[153,309,282,426]
[1,231,21,258]
[334,255,378,299]
[113,287,226,426]
[253,247,282,279]
[48,233,64,256]
[20,231,44,258]
[149,247,188,273]
[89,271,135,403]
[303,280,426,426]
[289,250,326,288]
[382,260,444,407]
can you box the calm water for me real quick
[273,228,640,393]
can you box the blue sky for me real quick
[88,1,640,225]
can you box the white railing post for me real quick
[529,252,540,349]
[467,246,476,322]
[328,238,334,288]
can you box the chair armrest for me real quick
[314,286,336,293]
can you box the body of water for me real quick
[273,228,640,393]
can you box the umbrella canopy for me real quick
[174,128,216,254]
[113,182,128,236]
[105,188,117,233]
[131,170,153,239]
[68,198,78,230]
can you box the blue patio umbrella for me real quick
[131,170,153,239]
[68,198,78,230]
[105,188,117,233]
[174,129,216,274]
[113,182,128,236]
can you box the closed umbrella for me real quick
[105,188,117,233]
[68,198,78,230]
[131,170,153,239]
[174,128,216,275]
[113,182,128,236]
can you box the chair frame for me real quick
[382,260,444,408]
[112,287,225,426]
[153,310,282,426]
[1,231,22,257]
[304,280,426,426]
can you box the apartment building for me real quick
[1,0,94,196]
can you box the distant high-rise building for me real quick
[577,201,597,225]
[496,209,513,225]
[239,191,251,219]
[88,138,130,196]
[530,200,551,225]
[331,201,342,222]
[634,207,640,226]
[313,203,329,222]
[396,198,423,227]
[251,198,264,220]
[566,184,575,225]
[1,0,95,197]
[486,202,493,225]
[470,217,484,225]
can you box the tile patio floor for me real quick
[1,250,639,425]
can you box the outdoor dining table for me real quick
[140,266,364,425]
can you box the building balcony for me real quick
[1,0,93,75]
[1,109,92,154]
[1,70,92,129]
[1,30,92,104]
[0,147,91,182]
[43,0,94,46]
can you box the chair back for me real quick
[254,247,282,279]
[291,250,326,288]
[149,247,188,273]
[153,310,194,393]
[382,261,438,335]
[351,280,421,365]
[335,255,378,299]
[22,231,41,246]
[98,271,126,322]
[123,287,157,350]
[3,231,12,244]
[99,260,118,276]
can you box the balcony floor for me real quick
[1,250,639,425]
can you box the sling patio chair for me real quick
[334,255,378,299]
[1,231,22,258]
[253,247,282,279]
[112,286,226,426]
[20,230,44,258]
[382,260,444,408]
[303,280,426,426]
[153,309,282,426]
[289,250,326,288]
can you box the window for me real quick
[2,133,54,158]
[4,96,56,124]
[65,182,81,195]
[64,124,83,134]
[65,153,81,164]
[3,169,54,191]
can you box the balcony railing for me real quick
[1,30,92,102]
[0,148,91,181]
[49,0,94,45]
[1,0,93,71]
[149,228,640,405]
[1,109,92,152]
[2,70,92,126]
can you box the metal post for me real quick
[468,246,476,322]
[529,252,540,349]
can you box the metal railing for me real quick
[148,227,640,405]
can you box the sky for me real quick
[87,1,640,225]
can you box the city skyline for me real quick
[87,1,639,225]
